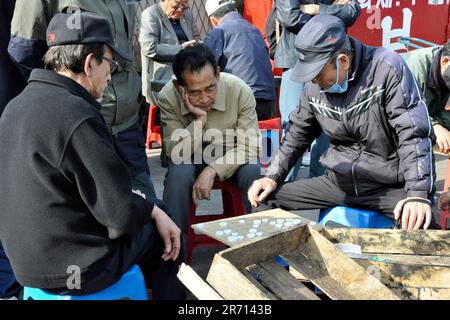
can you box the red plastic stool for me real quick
[258,117,282,167]
[145,105,162,149]
[187,180,246,264]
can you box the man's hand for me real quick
[299,4,319,15]
[192,166,217,204]
[433,124,450,154]
[151,205,181,261]
[394,198,432,230]
[181,39,197,49]
[248,177,278,208]
[439,191,450,210]
[180,87,207,126]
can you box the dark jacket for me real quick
[0,0,26,115]
[204,11,276,101]
[402,46,450,129]
[275,0,361,69]
[266,38,436,200]
[0,69,154,289]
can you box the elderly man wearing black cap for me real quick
[0,12,185,299]
[248,14,439,231]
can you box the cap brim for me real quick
[108,42,133,62]
[290,55,330,83]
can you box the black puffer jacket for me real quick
[266,37,436,199]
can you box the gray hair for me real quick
[43,43,105,73]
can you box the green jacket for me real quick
[402,46,450,130]
[9,0,141,134]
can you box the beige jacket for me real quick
[158,73,262,180]
[139,2,200,105]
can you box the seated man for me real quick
[158,43,262,255]
[248,15,438,231]
[0,12,184,299]
[403,39,450,154]
[204,0,277,121]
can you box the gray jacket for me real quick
[266,38,436,200]
[139,3,200,105]
[275,0,361,69]
[9,0,141,134]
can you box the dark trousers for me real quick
[255,99,277,121]
[0,242,21,298]
[163,162,262,257]
[264,171,441,228]
[48,222,186,300]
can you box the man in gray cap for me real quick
[248,14,439,230]
[0,12,185,299]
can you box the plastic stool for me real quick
[258,117,282,167]
[146,105,162,149]
[187,180,246,264]
[23,264,147,300]
[319,206,394,229]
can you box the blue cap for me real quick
[290,15,347,83]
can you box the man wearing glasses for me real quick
[0,12,185,299]
[158,43,262,257]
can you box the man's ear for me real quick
[339,54,350,71]
[441,55,450,74]
[84,53,95,77]
[172,79,180,91]
[215,66,221,81]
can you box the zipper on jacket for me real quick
[342,108,361,197]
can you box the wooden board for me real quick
[177,263,223,300]
[207,223,399,300]
[192,209,321,247]
[322,228,450,256]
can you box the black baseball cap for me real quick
[291,15,347,83]
[46,12,132,62]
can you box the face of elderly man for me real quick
[163,0,189,20]
[87,46,115,99]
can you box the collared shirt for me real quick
[158,72,261,180]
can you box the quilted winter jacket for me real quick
[266,37,436,200]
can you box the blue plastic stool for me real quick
[319,206,394,229]
[23,264,148,300]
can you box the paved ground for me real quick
[146,146,448,294]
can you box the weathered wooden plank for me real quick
[289,226,401,300]
[323,228,450,255]
[177,263,223,300]
[283,252,356,300]
[206,253,277,300]
[220,225,308,270]
[354,260,450,289]
[364,253,450,267]
[417,288,450,300]
[248,260,320,300]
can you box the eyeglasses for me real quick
[102,56,119,74]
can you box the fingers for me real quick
[423,209,432,230]
[257,187,272,204]
[401,203,411,230]
[161,228,181,262]
[248,182,261,207]
[393,199,404,221]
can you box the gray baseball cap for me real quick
[290,15,347,83]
